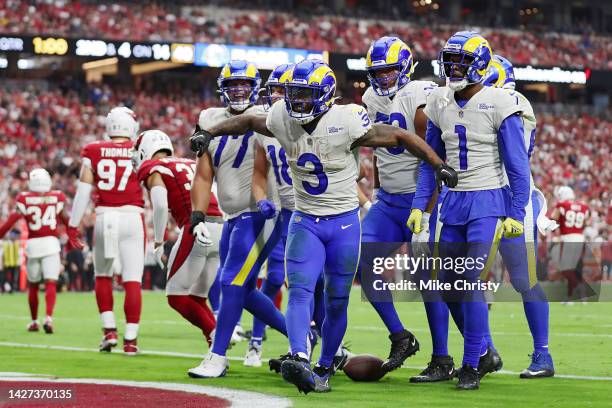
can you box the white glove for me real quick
[192,222,213,247]
[411,212,431,257]
[153,243,165,268]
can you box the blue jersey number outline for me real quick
[297,153,328,195]
[267,144,292,186]
[455,124,468,170]
[213,131,254,168]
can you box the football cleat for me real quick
[410,355,456,383]
[381,330,420,372]
[243,345,263,367]
[99,328,118,352]
[478,347,503,378]
[332,344,352,374]
[27,321,40,332]
[231,324,248,343]
[281,355,316,394]
[312,364,333,393]
[456,364,480,390]
[269,352,292,374]
[307,326,319,361]
[188,352,228,378]
[43,322,54,334]
[123,338,139,356]
[520,352,555,379]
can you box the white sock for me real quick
[297,352,309,360]
[100,311,116,329]
[124,323,139,340]
[45,316,52,323]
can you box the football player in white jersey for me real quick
[360,36,440,373]
[191,59,457,393]
[187,60,287,379]
[244,63,294,367]
[482,55,556,378]
[407,32,531,390]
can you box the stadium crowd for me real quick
[0,0,610,69]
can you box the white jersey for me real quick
[199,105,265,219]
[383,81,438,193]
[500,90,537,190]
[266,101,371,216]
[424,86,522,191]
[256,134,295,210]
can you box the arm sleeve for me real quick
[412,120,446,211]
[0,213,22,238]
[150,186,169,243]
[498,114,530,220]
[68,181,93,227]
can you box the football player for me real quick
[408,32,531,389]
[551,186,590,303]
[484,55,556,378]
[190,59,456,393]
[245,63,293,367]
[0,169,68,333]
[135,130,222,349]
[187,60,288,379]
[360,36,438,372]
[67,106,145,355]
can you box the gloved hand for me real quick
[411,212,431,257]
[500,217,524,239]
[190,125,213,157]
[257,199,277,219]
[189,211,213,247]
[66,226,85,251]
[406,208,424,234]
[434,163,458,192]
[153,242,165,268]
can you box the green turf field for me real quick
[1,289,611,407]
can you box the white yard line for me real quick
[1,341,611,381]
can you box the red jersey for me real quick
[81,140,144,208]
[137,157,222,227]
[15,191,66,239]
[555,200,589,235]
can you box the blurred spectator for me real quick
[0,0,609,69]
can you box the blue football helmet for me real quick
[366,36,414,97]
[438,31,493,91]
[284,59,336,125]
[483,54,516,90]
[262,63,294,111]
[217,60,261,112]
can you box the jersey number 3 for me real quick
[297,153,328,195]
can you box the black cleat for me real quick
[410,355,456,383]
[478,347,503,378]
[313,364,332,393]
[281,355,315,394]
[381,330,420,372]
[332,345,351,374]
[456,364,480,390]
[269,352,292,374]
[520,352,555,379]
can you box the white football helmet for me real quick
[556,186,575,202]
[28,168,52,193]
[105,106,139,140]
[136,130,174,168]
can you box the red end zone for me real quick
[0,381,230,407]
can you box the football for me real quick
[342,355,386,382]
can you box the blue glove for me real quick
[257,199,277,219]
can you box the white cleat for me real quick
[243,345,263,367]
[188,352,228,378]
[231,324,247,343]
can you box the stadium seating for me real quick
[1,0,609,69]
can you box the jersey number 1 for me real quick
[455,124,468,170]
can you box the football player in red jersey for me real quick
[551,186,590,301]
[135,130,223,348]
[0,169,69,333]
[67,106,146,355]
